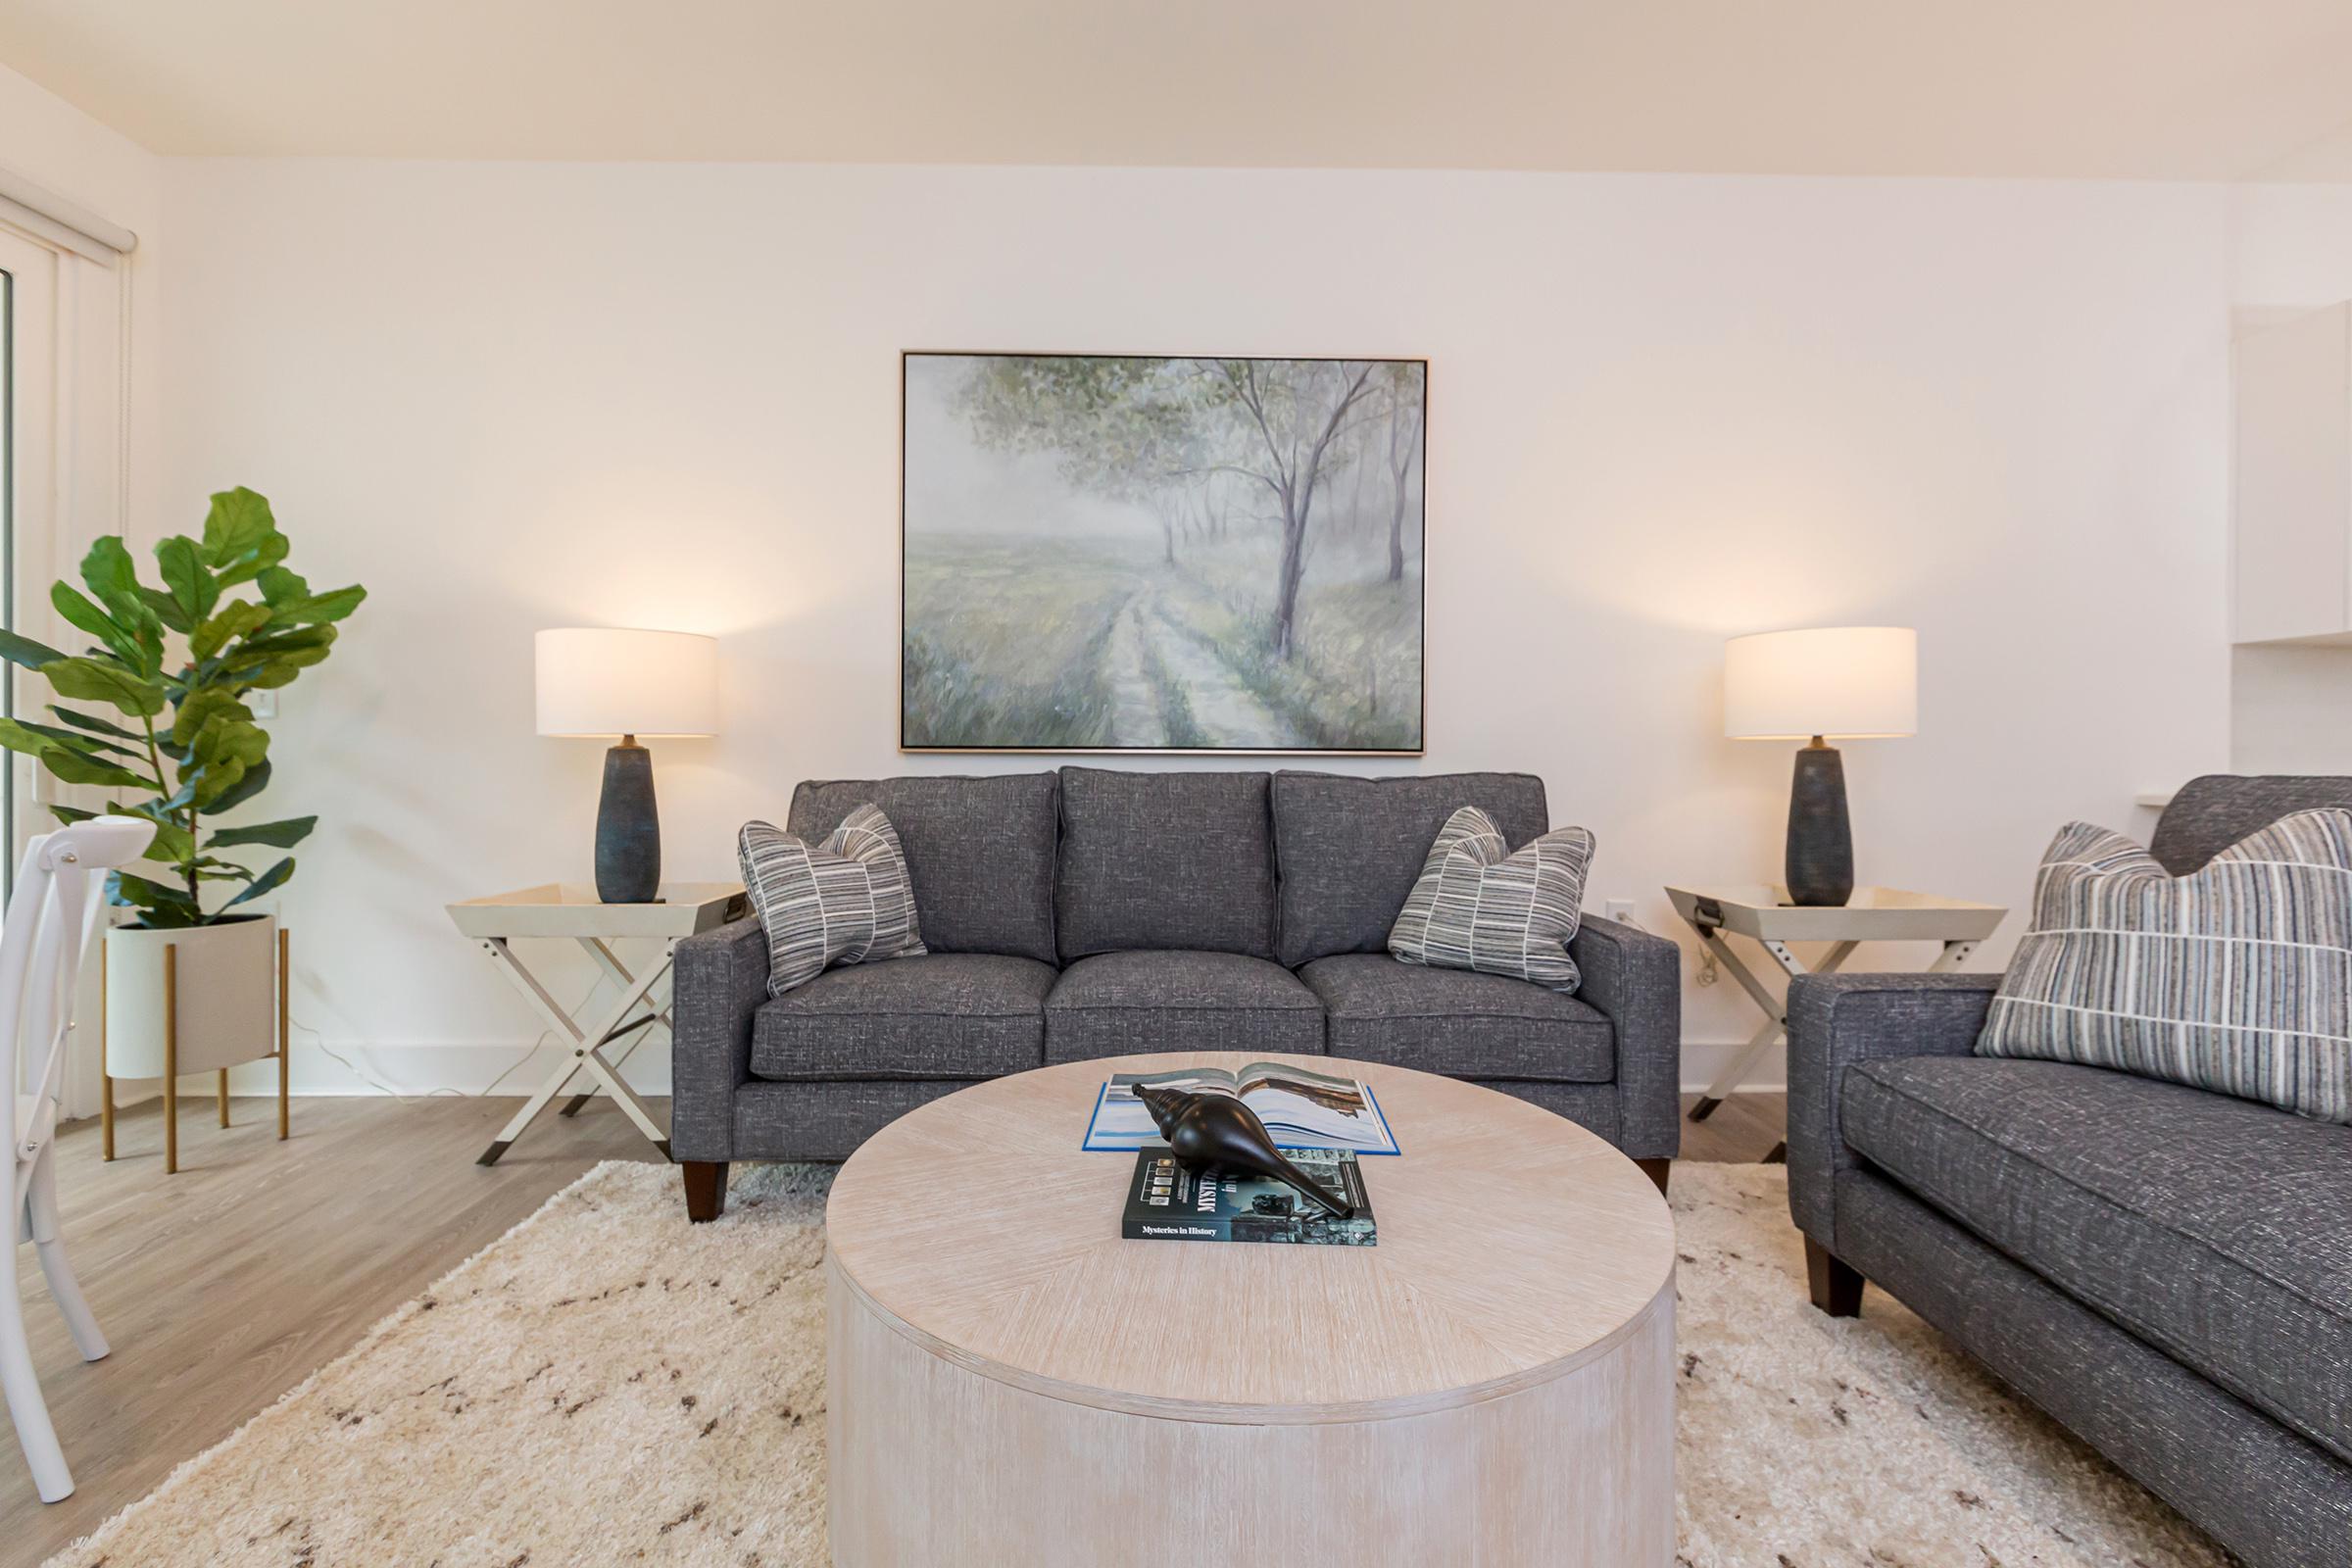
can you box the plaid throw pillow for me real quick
[1387,806,1595,993]
[738,804,927,997]
[1977,808,2352,1122]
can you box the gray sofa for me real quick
[672,766,1681,1218]
[1787,774,2352,1568]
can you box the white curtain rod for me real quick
[0,165,136,261]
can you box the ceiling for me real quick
[6,0,2352,178]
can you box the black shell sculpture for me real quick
[1132,1082,1355,1219]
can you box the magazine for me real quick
[1120,1148,1376,1246]
[1082,1060,1399,1154]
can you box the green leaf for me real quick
[36,746,161,792]
[240,661,304,690]
[233,624,335,655]
[47,805,98,826]
[257,566,309,607]
[188,856,256,882]
[201,488,289,587]
[48,705,146,742]
[190,717,269,772]
[154,773,200,812]
[268,584,367,626]
[13,719,139,760]
[136,585,194,635]
[205,815,316,850]
[145,819,195,865]
[190,600,273,662]
[155,534,219,625]
[68,542,169,675]
[204,759,271,813]
[0,628,67,668]
[78,536,141,614]
[50,582,141,666]
[223,857,293,907]
[43,656,168,716]
[189,757,248,810]
[0,717,64,758]
[108,870,200,911]
[171,686,250,748]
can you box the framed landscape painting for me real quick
[902,352,1426,754]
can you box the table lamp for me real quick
[1723,626,1916,907]
[535,627,719,904]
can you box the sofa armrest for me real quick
[669,914,770,1161]
[1785,971,2000,1247]
[1569,914,1682,1160]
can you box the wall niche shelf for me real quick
[2235,302,2352,646]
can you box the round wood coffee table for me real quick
[824,1052,1677,1565]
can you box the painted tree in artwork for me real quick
[1190,359,1383,659]
[958,356,1390,662]
[958,357,1201,565]
[1378,362,1424,583]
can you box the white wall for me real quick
[155,161,2240,1096]
[2228,184,2352,775]
[1,64,169,1115]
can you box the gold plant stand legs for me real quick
[100,940,115,1162]
[163,943,178,1176]
[278,925,290,1141]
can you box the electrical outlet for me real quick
[249,687,278,720]
[1603,898,1636,924]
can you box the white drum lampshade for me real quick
[1722,626,1917,908]
[535,627,719,739]
[535,627,719,904]
[1723,626,1917,742]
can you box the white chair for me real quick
[4,816,148,1502]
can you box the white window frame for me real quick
[0,196,134,1119]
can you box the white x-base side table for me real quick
[1665,884,2006,1161]
[447,882,748,1166]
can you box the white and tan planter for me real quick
[102,913,288,1171]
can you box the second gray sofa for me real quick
[671,766,1681,1218]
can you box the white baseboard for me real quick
[136,1039,1776,1102]
[95,1040,676,1104]
[1676,1037,1788,1096]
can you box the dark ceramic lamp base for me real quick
[1785,738,1853,907]
[595,737,662,904]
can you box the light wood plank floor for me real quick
[6,1089,1785,1557]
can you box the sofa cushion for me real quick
[1054,767,1276,961]
[738,804,926,997]
[1044,950,1322,1063]
[1977,811,2352,1122]
[1271,770,1549,966]
[1388,807,1593,993]
[1298,954,1614,1081]
[750,952,1054,1081]
[790,774,1058,963]
[1840,1054,2352,1466]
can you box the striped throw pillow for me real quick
[1388,806,1595,993]
[1977,809,2352,1123]
[738,804,927,998]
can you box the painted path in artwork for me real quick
[1102,594,1168,747]
[1102,587,1305,750]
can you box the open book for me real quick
[1082,1060,1399,1155]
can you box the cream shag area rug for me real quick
[50,1162,2230,1568]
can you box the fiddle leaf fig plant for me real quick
[0,487,366,928]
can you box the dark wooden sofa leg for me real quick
[1634,1157,1671,1197]
[1805,1237,1864,1317]
[682,1160,729,1223]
